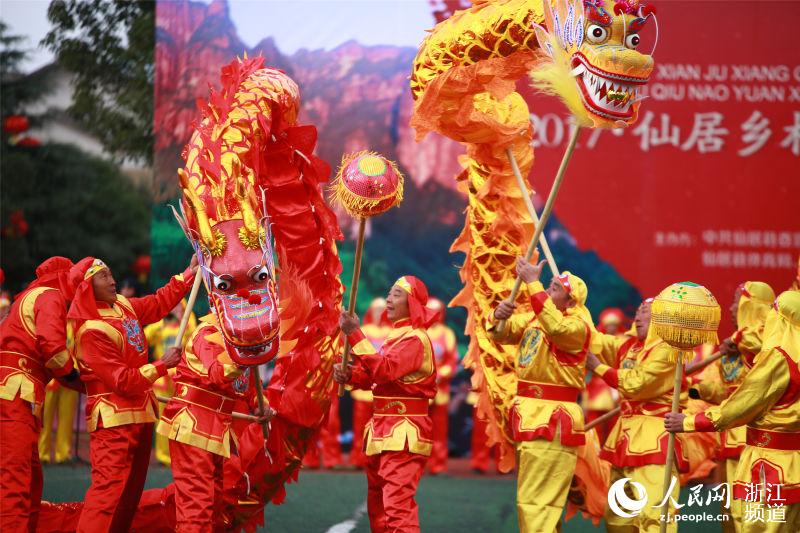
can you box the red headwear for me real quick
[394,276,438,329]
[19,256,77,301]
[598,307,626,333]
[66,257,110,323]
[426,297,446,324]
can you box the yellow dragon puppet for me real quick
[411,0,657,474]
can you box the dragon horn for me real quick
[178,168,217,251]
[233,159,260,237]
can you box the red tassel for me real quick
[237,288,250,299]
[248,294,262,305]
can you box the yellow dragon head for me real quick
[532,0,657,128]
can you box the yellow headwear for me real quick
[558,271,595,330]
[737,281,775,331]
[760,291,800,357]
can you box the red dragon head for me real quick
[174,58,306,366]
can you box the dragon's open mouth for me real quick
[571,53,649,121]
[228,337,277,360]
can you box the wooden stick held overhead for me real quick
[506,147,560,278]
[173,270,203,348]
[338,217,367,397]
[497,126,582,333]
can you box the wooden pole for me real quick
[497,125,582,333]
[253,373,270,439]
[156,395,259,422]
[338,217,367,396]
[506,147,560,278]
[584,405,621,431]
[173,270,203,348]
[684,351,722,376]
[659,358,684,533]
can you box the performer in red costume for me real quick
[303,390,343,469]
[157,313,273,532]
[0,257,82,532]
[425,297,459,474]
[69,256,195,533]
[334,276,438,533]
[350,297,390,468]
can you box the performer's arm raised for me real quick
[126,258,196,326]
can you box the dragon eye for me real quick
[625,33,640,49]
[213,274,233,291]
[251,265,270,283]
[586,25,609,44]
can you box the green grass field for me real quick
[42,462,728,532]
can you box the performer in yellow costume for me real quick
[38,380,78,463]
[667,290,800,533]
[588,298,688,532]
[689,281,775,531]
[144,301,196,466]
[491,257,592,533]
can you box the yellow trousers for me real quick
[722,458,743,533]
[605,464,679,533]
[516,438,577,533]
[38,386,78,463]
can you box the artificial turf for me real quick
[42,462,724,532]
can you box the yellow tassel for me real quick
[329,150,404,219]
[651,282,721,353]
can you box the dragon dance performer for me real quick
[0,257,82,532]
[490,257,593,533]
[587,298,691,532]
[69,256,194,532]
[334,276,438,533]
[38,380,79,464]
[157,312,273,532]
[667,290,800,533]
[350,297,390,468]
[426,297,459,475]
[144,302,198,466]
[689,281,775,531]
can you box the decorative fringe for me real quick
[329,150,404,219]
[651,282,721,353]
[529,48,594,128]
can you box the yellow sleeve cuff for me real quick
[594,364,612,377]
[526,280,545,293]
[683,415,696,432]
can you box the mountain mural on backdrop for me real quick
[152,0,642,338]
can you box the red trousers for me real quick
[170,440,224,533]
[427,403,448,474]
[76,423,153,532]
[349,399,372,467]
[0,399,42,533]
[366,451,427,533]
[303,395,342,468]
[470,408,499,473]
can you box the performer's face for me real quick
[634,302,652,340]
[386,285,409,322]
[92,268,118,305]
[730,289,742,329]
[547,279,575,312]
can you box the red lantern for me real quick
[132,255,151,276]
[3,115,29,135]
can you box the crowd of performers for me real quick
[1,252,798,533]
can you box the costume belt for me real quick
[172,382,237,415]
[373,396,429,416]
[746,427,800,451]
[620,400,672,417]
[517,381,580,403]
[0,350,47,386]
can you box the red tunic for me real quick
[73,274,191,431]
[157,314,255,458]
[347,318,437,456]
[1,286,75,418]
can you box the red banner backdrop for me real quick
[153,0,799,337]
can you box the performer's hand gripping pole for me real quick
[497,126,582,333]
[338,218,367,397]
